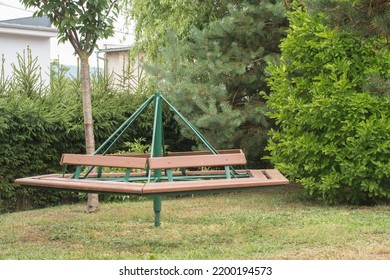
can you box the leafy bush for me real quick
[265,6,390,204]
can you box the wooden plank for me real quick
[143,176,289,194]
[148,153,247,170]
[186,169,248,176]
[110,153,150,158]
[167,149,243,156]
[60,154,147,169]
[112,149,244,158]
[15,175,144,194]
[249,170,268,180]
[263,169,289,183]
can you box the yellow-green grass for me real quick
[0,186,389,260]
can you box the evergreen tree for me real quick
[304,0,390,38]
[124,0,242,59]
[146,1,288,166]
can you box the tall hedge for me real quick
[265,6,390,204]
[0,63,193,213]
[0,95,81,212]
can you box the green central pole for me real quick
[151,93,164,227]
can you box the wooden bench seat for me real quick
[148,151,246,180]
[60,154,147,169]
[60,153,148,180]
[148,152,246,169]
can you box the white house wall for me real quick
[0,33,52,84]
[105,50,143,90]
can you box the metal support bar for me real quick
[74,166,82,179]
[151,93,164,227]
[124,169,131,182]
[166,169,174,182]
[97,167,103,178]
[153,195,162,227]
[224,166,231,179]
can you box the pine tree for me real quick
[304,0,390,38]
[146,1,288,166]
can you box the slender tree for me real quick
[22,0,119,212]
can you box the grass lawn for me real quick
[0,186,389,260]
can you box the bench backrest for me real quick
[148,152,246,170]
[60,154,147,169]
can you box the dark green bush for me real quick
[265,6,390,204]
[0,95,81,212]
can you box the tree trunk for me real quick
[79,53,99,213]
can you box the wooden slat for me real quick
[65,150,244,161]
[60,154,147,169]
[143,176,289,194]
[14,175,144,194]
[249,170,268,180]
[112,149,244,158]
[263,169,289,183]
[167,149,243,156]
[148,153,246,170]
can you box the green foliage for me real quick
[303,0,390,98]
[124,0,231,59]
[11,47,45,98]
[121,138,151,154]
[303,0,390,38]
[0,94,81,213]
[145,1,288,167]
[22,0,119,55]
[265,5,390,204]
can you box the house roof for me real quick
[0,15,57,37]
[0,15,52,27]
[98,46,131,53]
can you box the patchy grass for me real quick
[0,186,389,260]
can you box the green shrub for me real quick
[265,6,390,204]
[0,95,82,212]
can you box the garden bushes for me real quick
[265,6,390,204]
[0,95,82,212]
